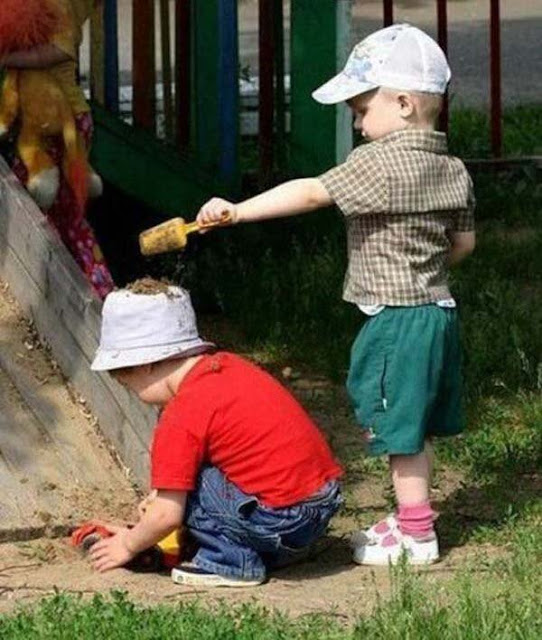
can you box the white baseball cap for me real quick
[312,23,451,104]
[91,286,215,371]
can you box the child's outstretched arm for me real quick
[89,489,186,572]
[197,178,334,226]
[0,44,71,69]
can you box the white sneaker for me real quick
[171,564,264,588]
[353,531,439,566]
[350,514,398,549]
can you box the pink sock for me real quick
[398,502,435,539]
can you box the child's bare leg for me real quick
[390,448,430,505]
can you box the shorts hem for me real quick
[427,429,464,438]
[365,445,425,457]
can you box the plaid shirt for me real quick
[319,130,475,306]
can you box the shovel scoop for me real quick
[139,213,231,256]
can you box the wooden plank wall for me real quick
[0,158,157,487]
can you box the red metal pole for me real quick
[490,0,502,157]
[436,0,449,133]
[274,0,286,174]
[175,0,191,149]
[383,0,394,27]
[132,0,155,131]
[259,0,275,185]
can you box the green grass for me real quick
[449,103,542,158]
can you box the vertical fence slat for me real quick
[290,0,338,175]
[274,0,286,175]
[436,0,449,133]
[90,3,104,105]
[383,0,394,26]
[160,0,174,142]
[104,0,119,112]
[259,0,276,186]
[175,0,191,149]
[490,0,502,157]
[132,0,156,131]
[193,1,220,174]
[218,0,239,186]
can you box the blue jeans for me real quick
[184,467,342,581]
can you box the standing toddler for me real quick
[196,24,476,565]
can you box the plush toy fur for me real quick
[0,0,101,212]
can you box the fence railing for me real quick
[88,1,533,195]
[382,0,503,157]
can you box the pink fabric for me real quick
[398,502,435,539]
[381,533,400,547]
[11,112,115,300]
[374,520,391,535]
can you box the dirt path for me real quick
[0,533,497,619]
[0,279,501,618]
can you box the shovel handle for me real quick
[184,212,232,235]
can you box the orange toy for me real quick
[0,0,101,213]
[71,521,185,572]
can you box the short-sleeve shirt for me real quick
[151,352,343,508]
[319,130,475,307]
[49,0,94,114]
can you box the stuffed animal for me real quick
[0,0,101,213]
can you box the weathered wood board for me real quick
[0,281,140,541]
[0,158,157,492]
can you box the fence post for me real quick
[159,0,174,142]
[274,0,286,176]
[290,0,351,176]
[132,0,155,131]
[383,0,394,26]
[192,1,219,172]
[490,0,502,157]
[218,0,240,188]
[175,0,191,149]
[90,3,104,105]
[436,0,448,133]
[103,0,119,113]
[259,0,275,186]
[192,0,239,191]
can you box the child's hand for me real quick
[197,198,238,228]
[88,527,136,572]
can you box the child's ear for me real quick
[397,93,415,119]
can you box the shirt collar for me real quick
[374,129,448,154]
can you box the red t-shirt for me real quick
[151,352,343,508]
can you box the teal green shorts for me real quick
[346,305,464,457]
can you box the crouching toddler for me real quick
[88,281,343,587]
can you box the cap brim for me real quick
[312,72,378,104]
[91,340,216,371]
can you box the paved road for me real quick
[80,0,542,107]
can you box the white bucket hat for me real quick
[312,23,451,104]
[91,286,215,371]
